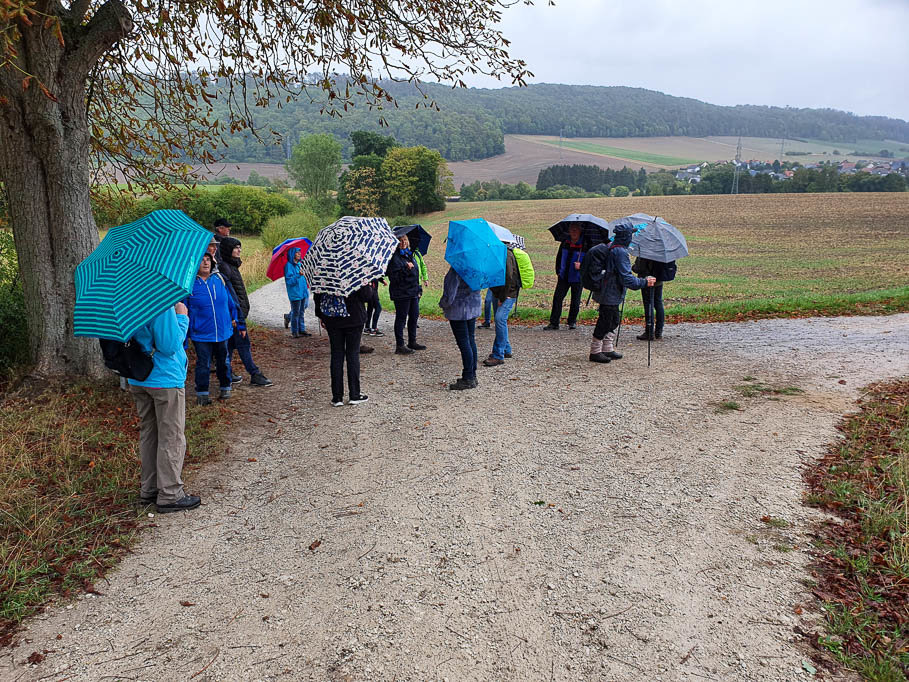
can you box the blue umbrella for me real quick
[548,214,611,245]
[272,237,308,255]
[444,218,506,290]
[301,216,398,296]
[393,224,432,255]
[74,210,211,341]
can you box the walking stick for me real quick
[615,292,627,348]
[647,286,654,367]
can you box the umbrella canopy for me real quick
[548,213,611,244]
[266,237,312,281]
[606,212,655,233]
[393,224,432,255]
[444,218,506,290]
[74,209,211,341]
[624,215,689,263]
[487,222,525,249]
[300,216,397,296]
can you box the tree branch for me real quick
[68,0,94,24]
[66,1,133,80]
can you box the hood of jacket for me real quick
[286,246,302,264]
[220,237,242,266]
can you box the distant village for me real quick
[675,158,909,184]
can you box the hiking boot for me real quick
[636,331,654,341]
[349,394,369,405]
[230,373,243,384]
[588,353,611,363]
[250,373,273,387]
[504,352,513,359]
[567,323,577,330]
[543,323,559,330]
[299,331,312,337]
[156,494,201,514]
[604,351,623,360]
[196,395,212,406]
[408,342,427,351]
[218,388,231,401]
[449,378,478,391]
[483,357,504,367]
[395,345,414,355]
[479,322,491,328]
[360,345,375,354]
[283,313,290,329]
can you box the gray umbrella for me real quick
[625,215,689,263]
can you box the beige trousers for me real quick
[130,386,186,504]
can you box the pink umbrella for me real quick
[266,238,311,281]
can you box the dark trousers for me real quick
[327,326,362,401]
[193,340,230,394]
[483,289,498,324]
[228,329,260,376]
[449,319,478,381]
[393,297,420,346]
[642,285,664,335]
[549,277,583,326]
[366,296,382,329]
[593,304,621,340]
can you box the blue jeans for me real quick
[483,289,498,324]
[228,329,260,376]
[194,340,230,395]
[491,297,515,360]
[290,297,307,334]
[449,319,478,381]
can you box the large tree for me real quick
[286,133,342,203]
[0,0,532,377]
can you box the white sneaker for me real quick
[349,394,369,405]
[331,399,344,407]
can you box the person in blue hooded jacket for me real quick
[284,246,311,338]
[128,302,201,514]
[185,252,240,405]
[587,224,656,363]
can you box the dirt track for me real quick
[9,294,909,681]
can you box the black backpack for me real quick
[651,260,677,282]
[580,244,612,291]
[99,338,155,381]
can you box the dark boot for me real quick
[395,345,414,355]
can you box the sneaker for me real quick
[299,331,312,337]
[408,342,427,351]
[349,394,369,405]
[479,322,491,329]
[395,345,414,355]
[331,398,344,407]
[360,345,375,354]
[364,328,375,336]
[196,395,212,406]
[284,313,290,329]
[567,323,577,330]
[483,357,504,367]
[449,378,478,391]
[218,388,231,401]
[231,373,243,385]
[250,373,273,387]
[588,353,611,363]
[156,494,201,514]
[504,352,513,359]
[543,323,559,330]
[372,329,385,337]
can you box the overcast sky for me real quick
[460,0,908,121]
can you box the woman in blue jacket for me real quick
[284,246,310,338]
[386,234,424,354]
[185,252,240,404]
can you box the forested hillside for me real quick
[211,81,909,164]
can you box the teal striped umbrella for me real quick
[74,210,211,341]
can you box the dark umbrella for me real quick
[393,224,432,255]
[548,214,611,245]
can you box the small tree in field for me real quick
[0,0,533,378]
[286,134,342,204]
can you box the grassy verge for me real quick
[803,379,909,680]
[0,381,226,645]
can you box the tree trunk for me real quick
[0,3,132,378]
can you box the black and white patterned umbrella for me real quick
[301,216,397,296]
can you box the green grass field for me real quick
[363,192,909,324]
[534,139,704,167]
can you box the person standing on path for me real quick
[315,285,376,406]
[587,225,655,363]
[439,266,481,390]
[632,256,666,340]
[211,218,231,265]
[479,289,497,329]
[386,234,425,355]
[218,237,273,387]
[284,246,311,338]
[483,245,521,367]
[363,278,385,337]
[128,303,201,513]
[544,224,588,331]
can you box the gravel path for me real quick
[9,280,909,681]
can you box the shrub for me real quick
[613,185,631,197]
[261,210,324,251]
[0,230,28,373]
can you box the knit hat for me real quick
[612,224,634,247]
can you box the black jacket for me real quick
[314,286,376,329]
[386,249,422,301]
[218,237,250,318]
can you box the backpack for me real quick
[580,243,612,291]
[319,294,348,317]
[99,338,155,381]
[512,247,535,289]
[651,260,677,282]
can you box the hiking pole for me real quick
[647,286,654,367]
[615,292,627,348]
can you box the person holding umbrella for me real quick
[544,224,589,331]
[587,224,655,363]
[632,257,665,340]
[315,285,377,406]
[439,266,481,390]
[284,246,311,338]
[483,242,521,367]
[386,233,425,355]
